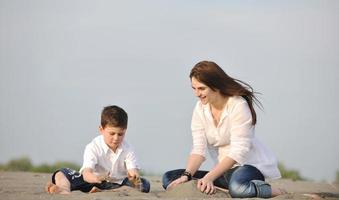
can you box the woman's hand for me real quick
[166,175,188,190]
[197,177,216,195]
[195,156,236,195]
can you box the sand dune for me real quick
[0,171,338,200]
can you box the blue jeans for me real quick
[162,165,272,198]
[53,168,150,193]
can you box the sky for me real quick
[0,0,338,182]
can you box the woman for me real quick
[162,61,286,198]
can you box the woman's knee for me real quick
[228,181,255,198]
[161,169,185,189]
[228,180,272,198]
[161,171,172,189]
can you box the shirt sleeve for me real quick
[80,143,98,173]
[227,101,254,164]
[125,149,140,170]
[190,102,207,157]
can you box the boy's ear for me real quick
[99,126,104,135]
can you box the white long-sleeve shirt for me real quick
[191,96,281,179]
[79,135,140,184]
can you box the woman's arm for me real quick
[202,156,235,181]
[185,153,205,175]
[166,103,207,190]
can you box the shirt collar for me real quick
[203,102,229,123]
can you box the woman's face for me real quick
[191,77,218,105]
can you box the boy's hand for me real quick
[83,168,109,184]
[127,169,142,189]
[97,174,110,183]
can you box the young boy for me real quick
[46,105,150,194]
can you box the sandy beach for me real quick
[0,171,338,200]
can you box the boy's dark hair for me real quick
[101,105,128,129]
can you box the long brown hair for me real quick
[189,61,262,125]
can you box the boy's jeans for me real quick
[162,165,272,198]
[53,168,150,193]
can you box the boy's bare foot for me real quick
[45,182,59,194]
[271,186,288,197]
[45,182,71,194]
[89,186,102,193]
[45,182,61,194]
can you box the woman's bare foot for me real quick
[89,186,102,193]
[302,193,323,200]
[271,186,288,197]
[215,186,229,193]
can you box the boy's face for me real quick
[99,125,126,151]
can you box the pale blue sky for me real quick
[1,0,338,181]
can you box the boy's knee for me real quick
[55,171,66,179]
[54,171,70,187]
[140,178,150,193]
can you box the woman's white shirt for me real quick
[190,96,281,179]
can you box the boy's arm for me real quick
[127,168,140,179]
[81,142,105,184]
[82,168,106,184]
[127,168,142,188]
[125,148,142,188]
[125,148,139,171]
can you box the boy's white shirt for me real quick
[80,135,139,184]
[190,96,281,180]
